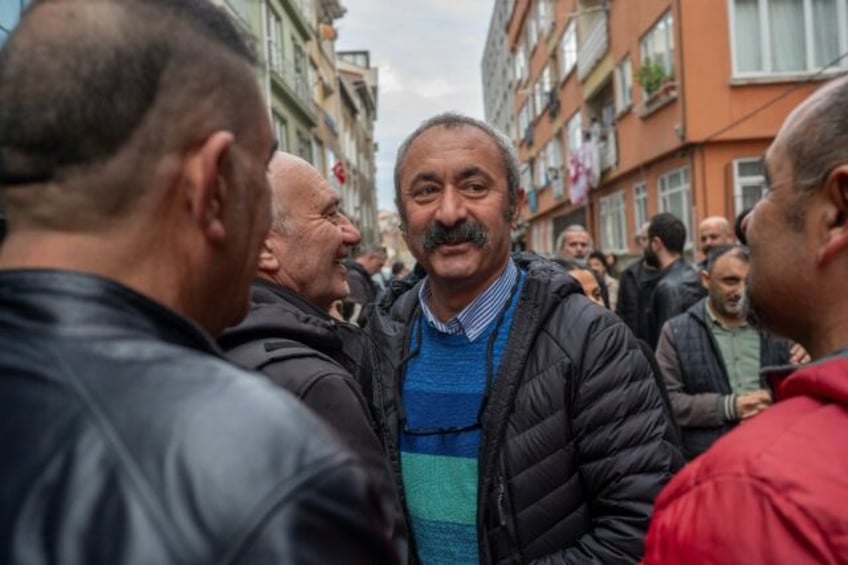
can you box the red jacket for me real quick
[643,354,848,564]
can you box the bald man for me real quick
[697,216,734,270]
[220,153,408,559]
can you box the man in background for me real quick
[557,224,593,264]
[644,213,705,349]
[0,2,395,563]
[696,216,734,270]
[616,222,661,338]
[655,245,789,459]
[344,244,387,324]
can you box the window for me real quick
[560,20,577,79]
[615,56,633,111]
[731,0,848,76]
[531,218,554,256]
[537,0,552,35]
[534,79,544,118]
[658,166,693,243]
[633,182,648,229]
[546,134,564,179]
[297,130,312,162]
[265,3,284,74]
[733,158,767,213]
[535,145,548,187]
[273,113,289,152]
[640,11,675,77]
[566,110,583,153]
[527,10,538,52]
[600,191,627,252]
[519,101,531,141]
[515,44,526,84]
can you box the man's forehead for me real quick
[404,125,499,166]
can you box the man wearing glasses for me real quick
[365,113,681,564]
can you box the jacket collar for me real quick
[0,269,221,355]
[778,353,848,406]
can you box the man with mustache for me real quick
[654,245,789,460]
[364,113,681,564]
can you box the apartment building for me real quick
[488,0,848,259]
[218,0,381,247]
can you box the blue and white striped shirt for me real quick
[417,259,519,342]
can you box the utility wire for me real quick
[703,49,848,143]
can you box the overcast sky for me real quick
[334,0,495,211]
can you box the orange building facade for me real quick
[496,0,848,260]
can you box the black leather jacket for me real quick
[0,270,397,564]
[366,254,680,564]
[645,258,706,349]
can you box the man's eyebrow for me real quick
[456,166,487,181]
[408,171,440,187]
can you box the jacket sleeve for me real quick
[615,270,638,334]
[536,318,678,564]
[263,361,409,561]
[644,472,830,564]
[234,458,402,564]
[655,321,726,427]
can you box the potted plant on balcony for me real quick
[635,58,666,97]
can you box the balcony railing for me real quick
[268,53,313,111]
[577,12,608,81]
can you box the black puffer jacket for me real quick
[219,280,409,561]
[0,270,396,564]
[366,253,681,564]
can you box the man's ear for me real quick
[183,131,235,244]
[257,236,280,275]
[818,164,848,267]
[700,268,711,292]
[512,188,526,225]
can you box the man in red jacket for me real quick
[643,76,848,563]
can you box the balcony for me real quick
[577,11,608,81]
[268,53,314,116]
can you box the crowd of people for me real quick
[1,1,846,563]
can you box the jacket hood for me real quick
[780,354,848,406]
[219,280,343,355]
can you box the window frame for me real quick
[615,55,633,112]
[633,181,648,230]
[733,157,767,215]
[728,0,848,78]
[657,166,693,245]
[560,19,578,82]
[599,190,628,253]
[640,11,675,78]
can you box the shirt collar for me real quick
[418,259,518,342]
[705,300,748,329]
